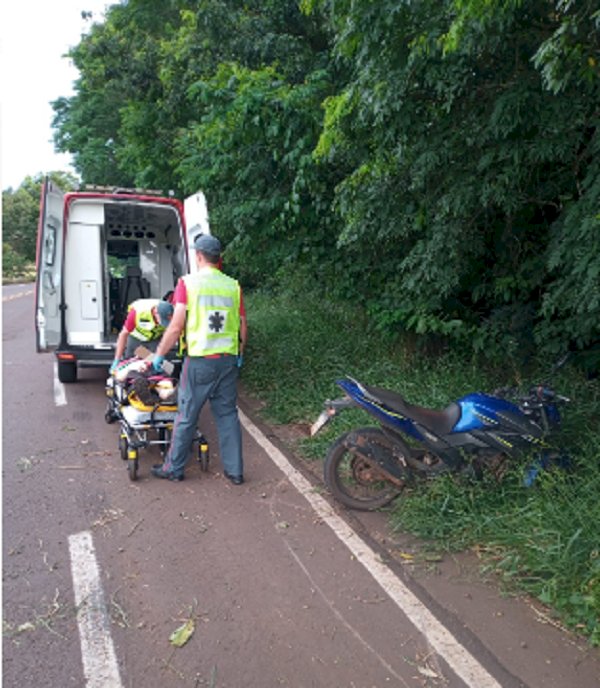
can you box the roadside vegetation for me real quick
[3,0,598,644]
[243,289,600,646]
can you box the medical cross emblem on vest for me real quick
[208,310,225,332]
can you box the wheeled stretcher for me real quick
[105,369,209,481]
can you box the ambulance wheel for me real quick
[198,439,209,472]
[128,453,139,481]
[119,435,128,461]
[58,360,77,384]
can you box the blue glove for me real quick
[110,358,120,373]
[236,354,244,368]
[152,354,165,373]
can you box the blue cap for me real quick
[156,300,174,327]
[194,234,221,257]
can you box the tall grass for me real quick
[242,289,600,644]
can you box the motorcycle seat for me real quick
[366,385,461,436]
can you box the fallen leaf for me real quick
[417,666,439,679]
[169,618,195,647]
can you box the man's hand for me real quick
[152,355,165,373]
[236,354,244,368]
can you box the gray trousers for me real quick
[163,355,243,478]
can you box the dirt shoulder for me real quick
[238,388,600,688]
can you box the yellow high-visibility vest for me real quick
[183,268,241,357]
[130,299,164,341]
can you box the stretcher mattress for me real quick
[120,401,178,425]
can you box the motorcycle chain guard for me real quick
[343,430,409,486]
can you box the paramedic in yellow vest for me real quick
[150,234,247,484]
[111,298,174,369]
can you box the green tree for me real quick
[158,0,339,282]
[175,60,338,286]
[52,1,185,188]
[50,0,599,362]
[308,0,600,359]
[47,0,344,293]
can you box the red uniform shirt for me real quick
[123,308,138,333]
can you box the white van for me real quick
[35,180,210,382]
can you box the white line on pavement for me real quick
[239,409,503,688]
[2,289,33,301]
[53,362,67,406]
[68,531,123,688]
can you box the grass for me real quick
[242,288,600,645]
[2,263,36,284]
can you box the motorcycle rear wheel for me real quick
[323,427,404,511]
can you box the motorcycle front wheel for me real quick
[323,427,405,511]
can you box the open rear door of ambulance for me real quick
[35,178,64,352]
[183,191,210,273]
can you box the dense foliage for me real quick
[310,0,599,361]
[45,0,599,365]
[5,3,598,350]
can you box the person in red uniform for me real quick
[150,234,247,483]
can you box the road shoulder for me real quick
[238,388,600,688]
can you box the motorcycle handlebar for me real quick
[495,385,569,406]
[524,386,570,405]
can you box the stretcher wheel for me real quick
[198,439,209,472]
[105,403,117,424]
[159,427,172,458]
[128,450,139,481]
[119,434,128,461]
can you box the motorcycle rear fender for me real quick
[310,396,354,436]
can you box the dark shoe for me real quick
[151,466,184,481]
[224,471,244,485]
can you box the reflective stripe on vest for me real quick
[130,299,164,341]
[183,269,241,357]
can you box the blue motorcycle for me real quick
[311,374,570,510]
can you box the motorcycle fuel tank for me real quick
[454,392,530,433]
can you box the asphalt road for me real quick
[3,285,599,688]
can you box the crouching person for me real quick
[111,298,174,371]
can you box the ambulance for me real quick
[35,180,209,382]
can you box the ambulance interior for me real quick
[64,197,187,345]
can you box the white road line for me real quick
[2,289,33,302]
[239,409,503,688]
[53,363,67,406]
[68,531,123,688]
